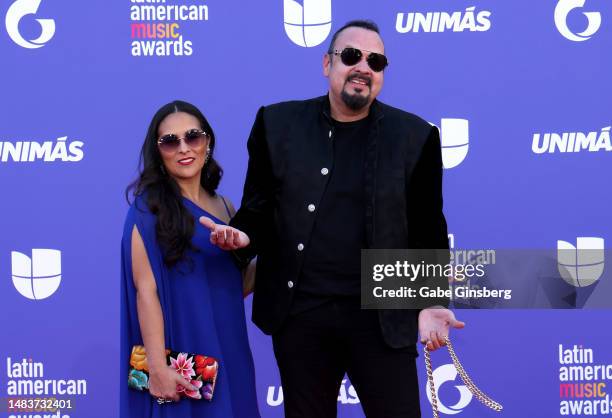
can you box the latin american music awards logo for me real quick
[129,0,210,57]
[11,249,62,300]
[5,0,55,49]
[558,343,612,415]
[283,0,332,47]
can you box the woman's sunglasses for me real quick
[157,128,209,153]
[332,47,388,73]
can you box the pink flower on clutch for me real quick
[177,378,204,400]
[170,352,196,379]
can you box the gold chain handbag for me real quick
[424,336,503,417]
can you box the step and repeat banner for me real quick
[1,0,611,417]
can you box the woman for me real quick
[120,100,260,417]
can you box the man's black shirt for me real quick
[292,115,370,314]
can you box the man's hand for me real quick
[418,307,465,352]
[199,217,250,250]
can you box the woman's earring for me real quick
[204,147,211,164]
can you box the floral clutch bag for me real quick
[128,345,219,401]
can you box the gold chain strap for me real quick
[424,336,503,418]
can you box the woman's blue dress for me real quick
[119,195,260,418]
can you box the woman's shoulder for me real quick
[123,193,156,235]
[217,194,236,218]
[127,193,153,216]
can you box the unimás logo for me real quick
[554,0,601,42]
[0,136,84,163]
[283,0,331,47]
[426,364,472,415]
[532,126,611,154]
[430,119,470,169]
[12,249,62,300]
[5,0,55,49]
[396,6,491,34]
[267,379,359,406]
[557,237,605,287]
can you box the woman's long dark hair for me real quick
[126,100,223,266]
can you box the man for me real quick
[200,20,464,418]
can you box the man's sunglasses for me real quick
[332,47,388,72]
[157,129,209,153]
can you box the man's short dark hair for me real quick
[327,20,381,54]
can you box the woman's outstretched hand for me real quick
[199,217,250,250]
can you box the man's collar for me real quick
[320,93,384,123]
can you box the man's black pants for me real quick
[272,297,421,418]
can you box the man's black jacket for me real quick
[231,95,449,349]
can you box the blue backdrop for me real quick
[1,0,611,417]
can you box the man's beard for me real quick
[341,74,372,110]
[341,89,370,110]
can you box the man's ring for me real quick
[157,397,171,405]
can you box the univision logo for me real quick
[5,0,55,49]
[426,363,472,415]
[11,249,62,300]
[283,0,332,47]
[557,238,605,287]
[554,0,601,42]
[430,119,470,169]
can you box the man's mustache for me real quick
[346,74,372,87]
